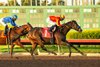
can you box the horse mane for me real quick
[11,26,19,30]
[60,20,76,33]
[62,20,76,26]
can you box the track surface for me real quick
[0,55,100,67]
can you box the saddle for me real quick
[41,27,51,38]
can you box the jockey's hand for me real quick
[18,26,21,27]
[11,26,14,28]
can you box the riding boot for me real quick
[4,25,8,36]
[49,25,57,44]
[50,32,54,44]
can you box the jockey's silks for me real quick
[49,16,61,26]
[3,17,17,26]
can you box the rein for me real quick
[61,24,70,29]
[65,25,70,28]
[13,26,23,35]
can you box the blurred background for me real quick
[0,0,100,53]
[0,0,100,29]
[0,0,100,6]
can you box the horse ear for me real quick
[72,20,76,22]
[27,22,32,26]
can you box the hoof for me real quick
[10,55,13,58]
[68,54,71,57]
[54,53,57,55]
[83,53,87,56]
[34,52,38,55]
[15,57,19,59]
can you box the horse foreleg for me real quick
[66,43,72,57]
[27,37,38,56]
[40,45,57,55]
[61,41,72,57]
[31,44,37,56]
[15,40,29,52]
[10,44,15,58]
[70,45,85,56]
[30,42,37,56]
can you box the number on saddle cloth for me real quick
[41,27,51,38]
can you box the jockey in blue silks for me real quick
[0,15,18,36]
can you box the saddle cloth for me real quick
[0,31,6,38]
[41,27,51,38]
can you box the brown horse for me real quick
[27,20,85,57]
[7,23,33,57]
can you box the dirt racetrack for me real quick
[0,55,100,67]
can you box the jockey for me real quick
[46,15,65,44]
[0,15,18,36]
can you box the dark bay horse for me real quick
[7,23,33,57]
[27,20,85,57]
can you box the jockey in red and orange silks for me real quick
[49,16,62,26]
[46,15,65,44]
[47,15,65,27]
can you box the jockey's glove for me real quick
[11,26,15,28]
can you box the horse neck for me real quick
[14,27,24,34]
[61,25,71,35]
[28,24,33,30]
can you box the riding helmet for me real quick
[12,15,18,19]
[60,15,65,19]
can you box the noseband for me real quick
[77,26,81,29]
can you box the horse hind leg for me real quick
[40,45,57,55]
[35,34,57,55]
[15,40,30,53]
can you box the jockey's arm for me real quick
[10,21,17,27]
[56,19,61,26]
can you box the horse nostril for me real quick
[79,29,82,32]
[80,29,82,32]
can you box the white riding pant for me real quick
[46,17,56,27]
[0,18,6,26]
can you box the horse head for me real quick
[10,23,33,35]
[63,20,82,32]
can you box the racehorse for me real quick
[27,20,85,57]
[7,23,33,57]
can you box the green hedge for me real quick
[66,29,100,39]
